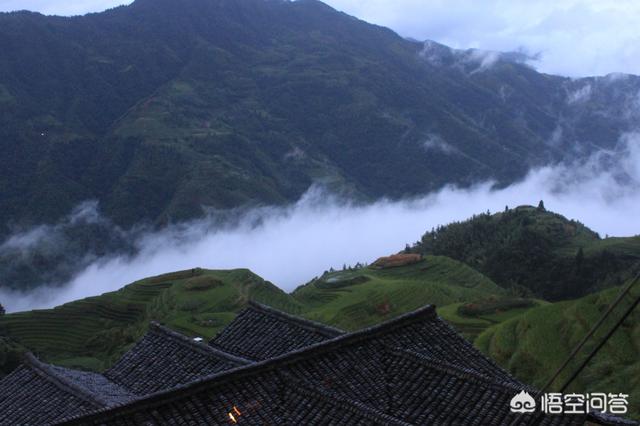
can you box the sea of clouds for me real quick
[0,133,639,313]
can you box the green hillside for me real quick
[437,297,549,341]
[0,256,518,373]
[292,255,506,331]
[477,283,640,419]
[409,205,640,300]
[0,268,297,372]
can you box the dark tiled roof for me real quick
[383,349,582,426]
[381,309,520,385]
[0,353,133,426]
[104,322,251,396]
[58,305,586,426]
[60,370,409,426]
[589,411,640,426]
[209,301,343,361]
[47,365,134,407]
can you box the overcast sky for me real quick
[0,0,639,76]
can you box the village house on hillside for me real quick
[0,302,635,425]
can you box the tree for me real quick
[0,303,5,316]
[575,247,584,269]
[537,200,546,211]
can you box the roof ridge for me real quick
[23,353,107,408]
[246,301,344,337]
[148,322,252,365]
[285,375,411,426]
[57,305,440,424]
[392,349,528,393]
[436,313,519,382]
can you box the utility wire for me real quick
[507,272,640,426]
[559,291,640,393]
[521,290,640,426]
[535,272,640,398]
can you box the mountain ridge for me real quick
[2,0,639,236]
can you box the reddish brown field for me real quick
[372,253,422,269]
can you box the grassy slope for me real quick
[292,256,508,331]
[582,236,640,257]
[477,283,640,419]
[0,268,297,371]
[438,299,550,341]
[0,257,512,370]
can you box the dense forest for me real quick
[407,204,640,300]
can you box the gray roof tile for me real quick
[0,353,133,426]
[104,322,250,395]
[57,305,588,426]
[209,301,343,360]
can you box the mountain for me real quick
[1,0,640,236]
[408,204,640,300]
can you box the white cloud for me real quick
[0,0,130,16]
[422,134,456,154]
[567,84,593,104]
[2,133,640,313]
[467,49,500,74]
[323,0,640,77]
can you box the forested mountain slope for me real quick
[408,205,640,300]
[1,0,639,234]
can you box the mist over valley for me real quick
[2,132,639,312]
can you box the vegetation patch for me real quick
[146,268,203,284]
[184,275,223,291]
[458,297,535,317]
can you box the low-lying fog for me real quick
[1,133,640,313]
